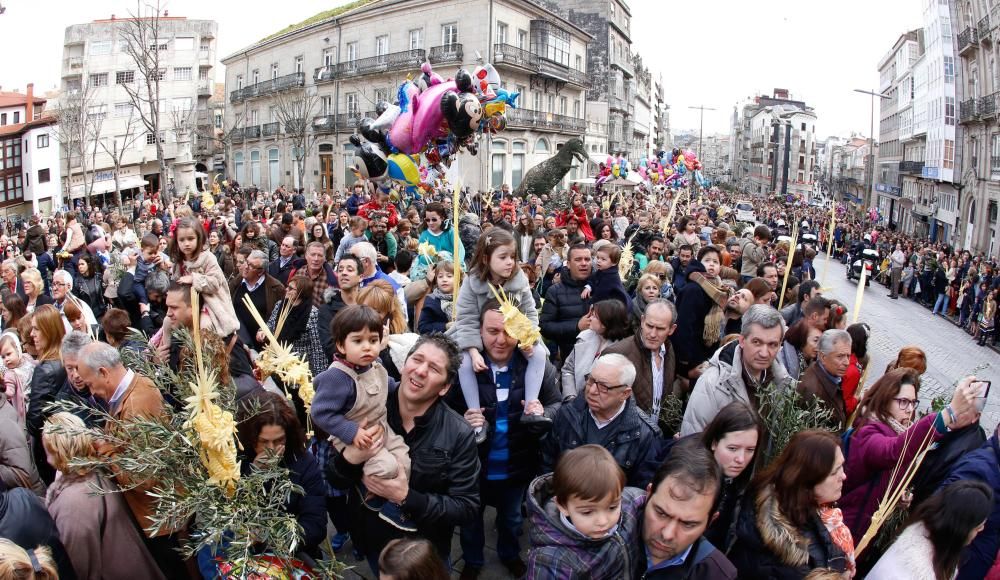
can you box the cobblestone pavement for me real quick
[814,253,1000,432]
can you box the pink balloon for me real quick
[388,80,457,155]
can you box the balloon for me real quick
[473,63,502,98]
[389,80,457,155]
[415,62,444,93]
[482,101,507,118]
[441,90,482,139]
[349,134,388,181]
[486,112,507,134]
[455,69,474,93]
[489,88,519,108]
[387,153,421,187]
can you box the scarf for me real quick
[689,271,731,346]
[430,287,454,320]
[818,505,856,577]
[885,417,909,435]
[275,299,313,346]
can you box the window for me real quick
[0,114,4,125]
[146,133,157,145]
[149,42,168,52]
[346,93,359,116]
[170,66,191,82]
[237,75,244,90]
[512,141,526,188]
[376,35,389,57]
[574,99,581,118]
[252,69,259,84]
[114,102,133,117]
[90,40,112,55]
[271,63,279,80]
[234,151,245,184]
[199,69,209,81]
[153,69,166,81]
[944,56,955,84]
[945,96,955,126]
[991,134,1000,173]
[559,96,567,115]
[37,134,48,148]
[346,42,358,62]
[116,70,134,84]
[88,105,107,120]
[12,112,18,124]
[321,95,332,115]
[250,150,261,185]
[268,148,280,190]
[497,22,508,45]
[249,109,258,125]
[491,152,505,188]
[535,138,549,154]
[576,54,583,71]
[532,92,541,111]
[174,37,194,50]
[517,29,528,50]
[214,112,222,128]
[295,56,303,74]
[442,23,458,46]
[323,48,335,67]
[374,88,389,104]
[409,29,423,50]
[172,97,192,112]
[89,73,109,87]
[944,139,955,169]
[37,168,50,183]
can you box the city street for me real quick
[812,253,1000,432]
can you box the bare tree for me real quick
[98,107,143,208]
[193,109,244,177]
[53,83,103,208]
[272,89,319,192]
[117,0,169,204]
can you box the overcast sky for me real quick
[2,0,922,140]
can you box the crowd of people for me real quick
[0,177,994,580]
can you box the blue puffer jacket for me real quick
[942,432,1000,580]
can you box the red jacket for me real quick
[358,201,399,228]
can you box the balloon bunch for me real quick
[594,153,630,189]
[629,148,712,189]
[349,61,518,193]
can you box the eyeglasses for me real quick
[893,397,920,410]
[656,273,667,280]
[585,374,627,394]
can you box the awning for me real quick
[570,178,596,185]
[70,176,148,198]
[588,153,610,166]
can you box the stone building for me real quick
[221,0,591,194]
[60,15,219,201]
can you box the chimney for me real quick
[25,84,33,122]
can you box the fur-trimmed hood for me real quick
[754,484,812,568]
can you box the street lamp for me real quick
[853,88,889,210]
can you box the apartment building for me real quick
[0,85,62,216]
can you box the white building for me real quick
[221,0,591,194]
[60,15,219,203]
[0,85,62,216]
[955,0,1000,256]
[740,90,818,199]
[876,30,921,227]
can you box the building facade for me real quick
[0,85,62,216]
[955,0,1000,256]
[876,30,921,227]
[736,90,818,199]
[221,0,591,194]
[60,15,219,201]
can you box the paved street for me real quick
[813,253,1000,432]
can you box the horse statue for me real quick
[515,138,587,196]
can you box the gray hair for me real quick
[817,329,851,354]
[1,259,17,273]
[78,342,122,372]
[351,241,378,263]
[644,298,677,324]
[145,270,169,295]
[53,269,74,289]
[740,304,786,337]
[247,250,267,265]
[60,331,93,358]
[594,353,637,388]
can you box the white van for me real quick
[735,201,756,223]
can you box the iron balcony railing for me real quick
[958,27,979,54]
[335,49,425,79]
[428,44,463,64]
[244,125,261,139]
[505,108,585,133]
[960,97,979,123]
[314,66,337,83]
[898,160,924,174]
[230,72,306,103]
[980,92,998,119]
[262,122,280,137]
[311,111,376,133]
[197,80,212,97]
[979,15,992,42]
[231,128,245,142]
[493,43,587,87]
[64,56,84,70]
[494,43,539,70]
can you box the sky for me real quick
[1,0,923,140]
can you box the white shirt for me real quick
[651,343,666,417]
[108,369,135,414]
[590,401,627,429]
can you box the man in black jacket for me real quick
[446,303,562,579]
[325,334,480,572]
[540,244,592,365]
[267,235,304,285]
[542,353,660,488]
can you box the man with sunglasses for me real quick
[542,353,661,488]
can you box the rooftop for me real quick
[258,0,378,43]
[0,91,46,109]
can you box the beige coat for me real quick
[175,250,241,337]
[0,395,45,496]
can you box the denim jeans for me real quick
[459,479,527,568]
[932,292,949,315]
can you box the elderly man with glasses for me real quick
[230,248,284,350]
[541,352,661,488]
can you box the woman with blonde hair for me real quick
[0,539,59,580]
[43,412,165,580]
[26,305,66,485]
[358,279,412,381]
[630,272,664,330]
[19,269,52,313]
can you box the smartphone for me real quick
[973,381,991,413]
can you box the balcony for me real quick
[314,66,336,84]
[335,49,425,80]
[244,125,261,139]
[981,92,999,119]
[494,43,539,72]
[231,128,245,142]
[262,122,281,137]
[610,52,634,78]
[428,44,463,65]
[958,27,979,55]
[230,72,305,103]
[63,56,83,72]
[197,80,212,97]
[980,15,992,45]
[899,160,924,174]
[960,97,980,123]
[311,111,376,133]
[506,108,585,134]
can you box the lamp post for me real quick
[853,88,889,211]
[688,105,716,192]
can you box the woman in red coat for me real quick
[842,323,871,415]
